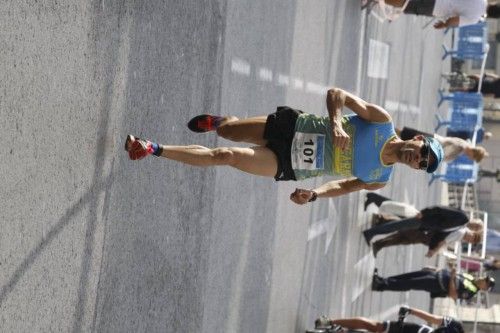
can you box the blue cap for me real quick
[425,137,444,173]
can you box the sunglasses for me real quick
[418,140,431,170]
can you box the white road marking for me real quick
[276,73,290,86]
[231,58,251,76]
[356,8,366,95]
[324,200,338,254]
[372,305,401,320]
[293,78,304,90]
[385,100,420,115]
[230,57,329,96]
[306,81,328,95]
[307,199,338,254]
[367,39,389,79]
[370,9,385,23]
[307,219,329,241]
[351,253,375,301]
[258,67,273,82]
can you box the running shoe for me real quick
[314,316,332,329]
[314,316,343,332]
[371,268,384,291]
[362,230,372,246]
[372,241,382,258]
[124,135,155,160]
[187,114,221,133]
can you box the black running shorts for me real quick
[384,321,431,333]
[264,106,303,181]
[404,0,436,16]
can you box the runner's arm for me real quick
[406,307,444,326]
[290,178,385,205]
[326,88,391,123]
[326,88,391,151]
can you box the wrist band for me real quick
[308,191,318,202]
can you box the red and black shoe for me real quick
[124,135,155,160]
[187,114,222,133]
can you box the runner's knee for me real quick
[211,147,235,165]
[374,322,385,332]
[216,123,241,141]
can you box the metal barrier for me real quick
[438,184,491,333]
[454,209,490,333]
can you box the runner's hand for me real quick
[333,122,350,151]
[290,188,315,205]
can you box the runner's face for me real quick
[398,138,433,171]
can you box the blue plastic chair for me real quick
[430,155,479,184]
[436,92,483,131]
[442,22,488,60]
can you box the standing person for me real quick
[397,127,489,163]
[384,0,490,29]
[314,306,464,333]
[371,225,483,257]
[372,267,495,301]
[363,192,483,257]
[125,88,444,204]
[363,203,478,245]
[458,72,500,98]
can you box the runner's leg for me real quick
[159,144,278,177]
[331,318,384,332]
[216,116,268,146]
[188,115,268,145]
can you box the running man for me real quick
[125,88,443,204]
[314,306,464,333]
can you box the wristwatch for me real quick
[308,191,318,202]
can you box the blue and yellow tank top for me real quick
[291,113,395,183]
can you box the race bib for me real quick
[291,132,325,170]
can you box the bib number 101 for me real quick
[292,132,325,170]
[302,139,315,164]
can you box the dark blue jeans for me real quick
[364,217,422,243]
[380,270,446,295]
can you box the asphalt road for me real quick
[1,1,450,332]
